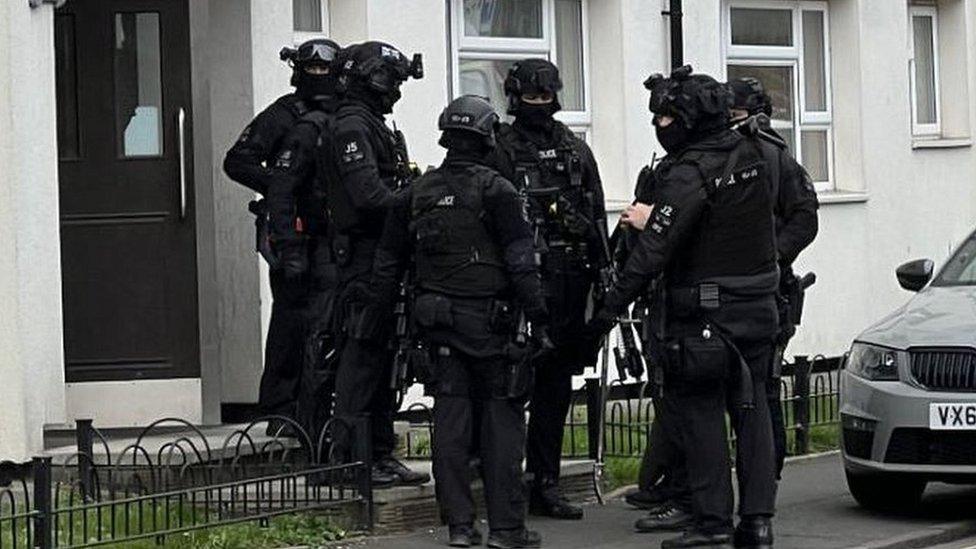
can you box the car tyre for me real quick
[845,470,926,512]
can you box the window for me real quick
[451,0,590,137]
[293,0,329,43]
[909,5,940,136]
[724,1,833,190]
[114,12,163,158]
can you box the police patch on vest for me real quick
[274,149,293,169]
[649,204,676,235]
[538,149,558,160]
[436,195,455,207]
[713,162,765,189]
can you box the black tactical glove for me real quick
[531,323,556,357]
[584,309,616,344]
[276,237,308,280]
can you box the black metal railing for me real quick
[399,354,842,461]
[0,415,374,548]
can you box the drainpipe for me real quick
[662,0,684,70]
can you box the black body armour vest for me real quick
[496,124,588,246]
[669,138,777,286]
[319,104,402,238]
[411,163,508,297]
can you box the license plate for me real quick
[929,403,976,430]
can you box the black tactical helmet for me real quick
[438,95,499,148]
[644,65,733,130]
[729,77,773,117]
[280,38,340,87]
[338,41,423,93]
[504,59,563,114]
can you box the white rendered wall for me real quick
[0,2,66,461]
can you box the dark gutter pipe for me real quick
[663,0,684,70]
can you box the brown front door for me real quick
[55,0,199,382]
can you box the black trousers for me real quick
[258,270,308,417]
[769,346,788,479]
[527,257,592,484]
[663,341,777,534]
[638,402,686,506]
[526,354,574,484]
[432,350,527,531]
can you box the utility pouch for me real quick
[413,293,454,329]
[332,234,352,267]
[506,350,535,400]
[675,331,731,383]
[488,300,515,333]
[409,343,435,386]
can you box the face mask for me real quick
[295,72,336,100]
[515,102,557,131]
[655,121,691,154]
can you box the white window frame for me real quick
[908,4,942,137]
[449,0,592,136]
[723,0,834,191]
[292,0,330,44]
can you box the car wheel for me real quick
[845,470,926,512]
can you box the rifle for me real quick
[388,122,421,404]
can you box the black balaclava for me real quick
[295,68,337,101]
[655,118,692,154]
[505,59,563,134]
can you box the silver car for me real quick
[841,229,976,511]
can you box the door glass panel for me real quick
[55,13,80,159]
[464,0,543,38]
[555,0,584,111]
[114,12,163,158]
[727,64,794,122]
[912,15,938,125]
[730,8,793,46]
[458,58,519,119]
[801,129,829,183]
[293,0,323,32]
[802,10,827,112]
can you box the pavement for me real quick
[335,453,976,549]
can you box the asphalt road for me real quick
[341,453,976,549]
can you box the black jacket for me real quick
[223,94,324,195]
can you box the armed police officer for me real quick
[588,67,779,549]
[317,41,428,487]
[728,77,819,479]
[493,59,607,521]
[372,95,550,549]
[223,38,340,432]
[263,41,346,444]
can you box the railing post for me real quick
[75,419,95,501]
[585,378,601,460]
[793,355,811,456]
[351,416,373,530]
[32,456,53,549]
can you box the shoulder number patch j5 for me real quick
[649,204,676,235]
[341,140,365,164]
[274,149,293,169]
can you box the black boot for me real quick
[529,478,583,520]
[661,529,732,548]
[625,486,671,510]
[448,524,483,547]
[635,503,694,532]
[370,463,397,489]
[734,516,773,548]
[487,528,542,549]
[376,455,431,486]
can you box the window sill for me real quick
[912,137,973,149]
[817,190,869,205]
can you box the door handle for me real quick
[177,107,188,220]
